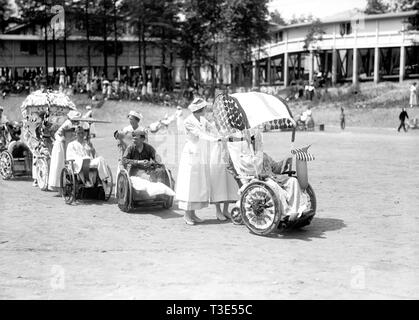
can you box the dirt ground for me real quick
[1,119,418,300]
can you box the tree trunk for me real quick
[85,0,91,83]
[113,0,118,79]
[141,22,146,84]
[103,15,108,78]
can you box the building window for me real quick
[20,42,38,55]
[275,31,283,42]
[339,22,352,36]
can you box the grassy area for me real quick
[1,80,418,128]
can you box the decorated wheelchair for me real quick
[19,90,79,190]
[114,134,175,212]
[0,120,33,180]
[212,92,317,236]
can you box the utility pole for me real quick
[63,0,68,73]
[53,26,56,84]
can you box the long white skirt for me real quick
[48,140,65,190]
[209,141,239,203]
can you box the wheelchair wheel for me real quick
[117,170,132,212]
[0,150,13,180]
[291,184,317,229]
[103,165,113,201]
[36,158,49,191]
[230,206,243,225]
[162,196,174,209]
[61,166,76,204]
[240,181,281,236]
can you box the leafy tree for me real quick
[223,0,270,87]
[270,9,286,25]
[0,0,11,33]
[303,19,325,52]
[364,0,389,14]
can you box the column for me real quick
[352,48,358,85]
[252,60,257,87]
[399,46,405,82]
[267,57,271,85]
[283,52,289,87]
[332,49,337,85]
[374,47,380,84]
[309,50,314,83]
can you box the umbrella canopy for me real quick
[20,90,77,118]
[212,92,295,136]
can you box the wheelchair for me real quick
[228,156,317,235]
[0,121,33,180]
[116,161,175,212]
[60,158,113,205]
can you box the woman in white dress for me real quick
[409,82,417,108]
[48,110,81,192]
[205,108,239,220]
[175,98,221,225]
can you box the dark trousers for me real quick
[398,121,407,132]
[341,118,345,130]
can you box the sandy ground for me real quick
[1,121,418,300]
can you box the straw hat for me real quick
[86,105,92,110]
[188,97,208,113]
[127,110,143,121]
[67,110,81,120]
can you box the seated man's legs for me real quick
[274,176,308,221]
[90,156,110,182]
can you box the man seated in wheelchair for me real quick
[121,128,174,197]
[3,120,31,158]
[66,125,112,188]
[229,130,310,222]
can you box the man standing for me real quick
[398,108,409,132]
[340,107,346,130]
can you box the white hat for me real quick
[86,105,92,110]
[188,97,208,113]
[67,110,82,120]
[127,110,143,121]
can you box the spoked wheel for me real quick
[0,150,13,180]
[240,181,281,236]
[116,170,132,212]
[102,165,114,201]
[36,158,49,191]
[291,184,317,229]
[230,206,243,225]
[60,166,76,205]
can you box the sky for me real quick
[268,0,368,20]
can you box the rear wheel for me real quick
[0,151,13,180]
[102,165,113,201]
[240,181,281,236]
[162,196,174,209]
[36,158,49,191]
[61,166,76,204]
[117,171,132,212]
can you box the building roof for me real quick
[269,10,419,32]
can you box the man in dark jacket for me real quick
[398,108,409,132]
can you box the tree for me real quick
[364,0,389,14]
[16,0,56,82]
[289,13,314,25]
[270,9,286,25]
[0,0,11,33]
[223,0,270,87]
[303,19,325,52]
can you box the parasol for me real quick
[212,92,295,137]
[20,90,77,119]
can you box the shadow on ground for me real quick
[265,217,346,241]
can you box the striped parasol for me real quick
[212,92,295,136]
